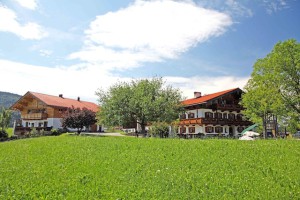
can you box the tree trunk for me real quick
[141,124,146,137]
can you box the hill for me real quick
[0,91,21,108]
[0,91,22,126]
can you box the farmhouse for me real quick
[179,88,251,138]
[10,91,100,134]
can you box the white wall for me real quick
[22,120,47,127]
[198,109,212,118]
[47,118,62,129]
[195,125,203,134]
[185,108,211,118]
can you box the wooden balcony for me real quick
[217,104,242,112]
[179,117,252,126]
[22,113,48,120]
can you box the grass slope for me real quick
[0,136,299,199]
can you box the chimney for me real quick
[59,94,63,98]
[194,92,201,98]
[77,97,80,101]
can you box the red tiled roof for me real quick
[29,91,99,112]
[182,88,239,106]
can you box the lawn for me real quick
[0,136,299,199]
[4,128,13,137]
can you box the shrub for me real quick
[51,129,59,136]
[51,128,67,136]
[149,122,169,138]
[30,128,39,137]
[0,130,8,138]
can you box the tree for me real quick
[149,122,170,138]
[61,107,97,134]
[96,77,184,135]
[241,39,300,133]
[0,107,12,137]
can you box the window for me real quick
[237,114,243,120]
[214,113,218,119]
[237,127,244,133]
[228,113,235,120]
[180,127,186,133]
[205,126,214,133]
[180,114,186,119]
[215,127,223,133]
[217,113,222,119]
[223,113,227,119]
[188,113,195,119]
[205,112,213,119]
[189,127,195,133]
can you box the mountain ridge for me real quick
[0,91,22,127]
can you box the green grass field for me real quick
[4,128,13,137]
[0,136,299,199]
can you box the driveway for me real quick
[82,132,125,137]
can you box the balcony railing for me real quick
[216,104,243,111]
[179,117,251,126]
[23,113,48,120]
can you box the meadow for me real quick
[0,136,299,199]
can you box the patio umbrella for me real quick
[241,124,259,135]
[243,131,260,137]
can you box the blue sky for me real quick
[0,0,299,102]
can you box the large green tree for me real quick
[96,77,183,134]
[61,107,97,134]
[242,39,300,132]
[0,107,12,137]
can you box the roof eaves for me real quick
[10,91,32,110]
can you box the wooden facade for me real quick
[179,88,252,138]
[11,91,100,134]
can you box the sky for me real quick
[0,0,299,103]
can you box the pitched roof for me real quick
[12,91,99,112]
[182,88,240,106]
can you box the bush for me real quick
[0,130,8,138]
[51,128,68,136]
[30,128,39,137]
[149,122,169,138]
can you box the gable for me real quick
[182,88,242,106]
[11,91,99,112]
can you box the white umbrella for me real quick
[243,131,260,137]
[239,135,254,140]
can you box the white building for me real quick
[179,88,252,138]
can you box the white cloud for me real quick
[166,75,249,99]
[39,49,53,57]
[0,59,249,103]
[14,0,38,10]
[197,0,253,17]
[69,0,232,70]
[0,60,128,103]
[0,5,47,40]
[225,0,253,17]
[263,0,290,14]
